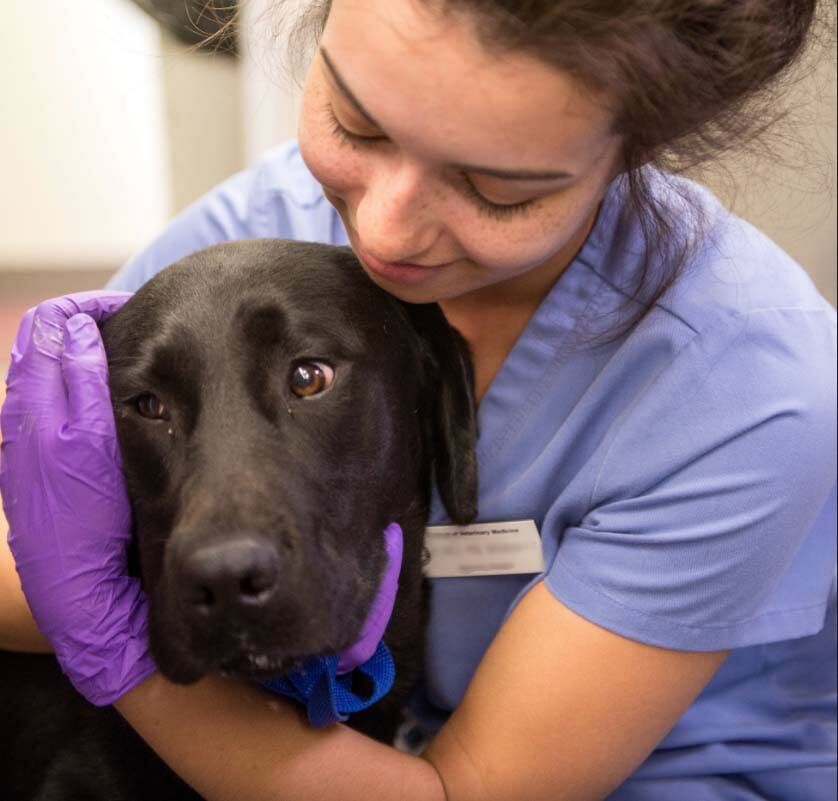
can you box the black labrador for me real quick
[0,239,478,801]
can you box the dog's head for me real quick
[100,239,477,683]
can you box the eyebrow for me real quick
[321,48,382,128]
[319,47,575,183]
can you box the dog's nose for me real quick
[179,539,280,618]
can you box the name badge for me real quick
[422,519,545,578]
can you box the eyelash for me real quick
[326,106,537,220]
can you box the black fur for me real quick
[0,239,477,801]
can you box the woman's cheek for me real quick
[456,206,583,275]
[475,176,608,274]
[298,109,365,197]
[469,237,566,278]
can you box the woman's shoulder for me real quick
[569,170,836,504]
[590,169,834,332]
[109,141,345,291]
[653,172,833,331]
[251,140,331,211]
[537,174,836,653]
[660,177,835,414]
[586,169,835,383]
[245,140,344,241]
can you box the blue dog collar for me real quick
[260,639,395,728]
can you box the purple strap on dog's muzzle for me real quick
[260,522,403,727]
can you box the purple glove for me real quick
[0,291,154,706]
[338,521,402,674]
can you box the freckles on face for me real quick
[298,69,364,199]
[446,163,610,277]
[297,0,621,303]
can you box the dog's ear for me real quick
[404,303,478,525]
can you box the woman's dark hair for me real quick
[231,0,829,337]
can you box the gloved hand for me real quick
[0,291,154,706]
[338,520,402,674]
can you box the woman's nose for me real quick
[353,160,441,263]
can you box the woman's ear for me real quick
[404,303,479,525]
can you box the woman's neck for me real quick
[439,206,598,402]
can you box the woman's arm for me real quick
[0,375,50,652]
[117,672,446,801]
[0,525,51,652]
[115,581,728,801]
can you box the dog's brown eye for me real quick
[136,393,170,420]
[290,362,334,398]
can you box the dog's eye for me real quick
[136,393,170,420]
[290,361,334,398]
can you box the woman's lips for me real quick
[357,248,451,285]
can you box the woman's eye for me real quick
[290,362,335,398]
[458,172,538,220]
[327,105,385,147]
[136,393,170,420]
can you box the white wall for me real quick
[0,0,171,271]
[240,0,302,164]
[159,31,244,214]
[697,49,837,306]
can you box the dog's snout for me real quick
[179,539,280,618]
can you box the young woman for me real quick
[1,1,835,799]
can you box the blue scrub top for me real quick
[109,142,837,800]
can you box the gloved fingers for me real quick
[337,523,403,674]
[33,291,133,327]
[363,522,403,636]
[376,521,403,615]
[67,290,133,319]
[384,521,404,575]
[8,306,37,365]
[61,314,118,437]
[10,291,132,365]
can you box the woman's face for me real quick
[298,0,622,305]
